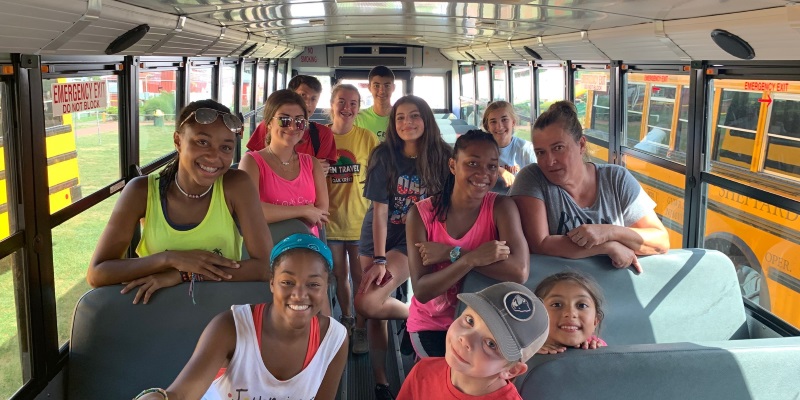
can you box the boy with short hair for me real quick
[354,65,395,141]
[247,75,338,173]
[397,282,549,400]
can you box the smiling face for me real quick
[485,108,516,148]
[445,307,513,379]
[532,123,586,186]
[270,249,329,329]
[294,83,321,114]
[369,75,395,105]
[450,142,499,198]
[174,118,235,189]
[541,280,600,347]
[331,88,360,126]
[268,103,307,147]
[394,102,424,143]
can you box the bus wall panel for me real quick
[540,32,610,61]
[665,7,800,60]
[589,23,691,61]
[512,37,567,62]
[0,0,83,53]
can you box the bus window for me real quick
[221,64,236,112]
[0,251,26,398]
[476,64,491,124]
[711,88,761,170]
[624,82,646,148]
[675,86,690,162]
[277,61,287,90]
[511,66,532,141]
[241,64,253,143]
[624,154,686,248]
[492,66,507,101]
[638,84,675,157]
[138,70,178,167]
[459,64,475,124]
[267,60,276,93]
[704,183,800,324]
[189,67,213,103]
[338,78,405,110]
[0,81,16,240]
[309,74,332,111]
[575,70,610,163]
[413,75,446,110]
[256,63,267,115]
[537,65,565,117]
[765,98,800,180]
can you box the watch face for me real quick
[450,247,460,262]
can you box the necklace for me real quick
[267,146,295,168]
[174,175,213,199]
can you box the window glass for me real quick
[267,61,276,93]
[241,64,253,143]
[277,62,287,90]
[310,74,333,111]
[574,70,611,142]
[511,66,532,142]
[255,64,267,126]
[704,182,800,326]
[220,64,236,112]
[338,78,405,111]
[476,64,490,125]
[138,70,178,166]
[189,67,213,103]
[537,66,565,117]
[413,75,446,110]
[53,194,118,347]
[459,65,475,125]
[624,82,646,148]
[764,98,800,179]
[0,251,26,398]
[492,66,507,101]
[711,89,761,169]
[0,82,17,240]
[675,86,690,160]
[43,76,120,206]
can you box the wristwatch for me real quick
[450,246,462,263]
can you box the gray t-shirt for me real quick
[509,163,656,235]
[494,136,536,194]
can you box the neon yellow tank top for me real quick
[136,174,242,261]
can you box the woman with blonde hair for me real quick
[482,101,535,193]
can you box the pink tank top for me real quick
[247,151,319,236]
[407,192,498,333]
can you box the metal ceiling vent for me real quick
[334,46,411,67]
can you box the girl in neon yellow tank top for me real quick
[88,100,273,304]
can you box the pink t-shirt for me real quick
[247,151,319,236]
[407,192,498,333]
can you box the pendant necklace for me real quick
[175,175,213,199]
[268,146,295,169]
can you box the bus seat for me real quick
[67,282,271,399]
[458,248,749,344]
[241,218,311,260]
[516,337,800,400]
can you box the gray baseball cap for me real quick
[457,282,549,363]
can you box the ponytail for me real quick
[533,100,584,143]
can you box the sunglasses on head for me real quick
[272,116,308,131]
[178,108,243,135]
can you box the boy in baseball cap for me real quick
[397,282,548,399]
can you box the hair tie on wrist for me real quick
[133,388,168,400]
[373,256,386,261]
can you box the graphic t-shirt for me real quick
[246,121,338,163]
[397,357,522,400]
[326,125,379,240]
[509,163,656,235]
[354,106,390,141]
[493,136,536,194]
[362,149,426,243]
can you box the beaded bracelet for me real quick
[373,258,387,265]
[133,387,168,400]
[179,271,190,283]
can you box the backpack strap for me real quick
[309,122,321,156]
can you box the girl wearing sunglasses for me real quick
[88,100,273,304]
[240,89,329,240]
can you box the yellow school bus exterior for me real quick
[621,72,800,326]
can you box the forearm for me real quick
[535,236,615,259]
[228,258,270,281]
[414,260,473,303]
[87,253,169,287]
[472,257,528,283]
[260,203,308,223]
[608,225,669,255]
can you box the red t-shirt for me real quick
[246,121,338,163]
[397,358,522,400]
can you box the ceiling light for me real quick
[309,19,325,27]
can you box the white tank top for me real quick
[202,304,347,400]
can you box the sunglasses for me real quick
[272,116,308,131]
[178,108,243,135]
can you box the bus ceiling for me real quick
[0,0,799,61]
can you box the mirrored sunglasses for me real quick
[272,116,308,131]
[179,108,243,135]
